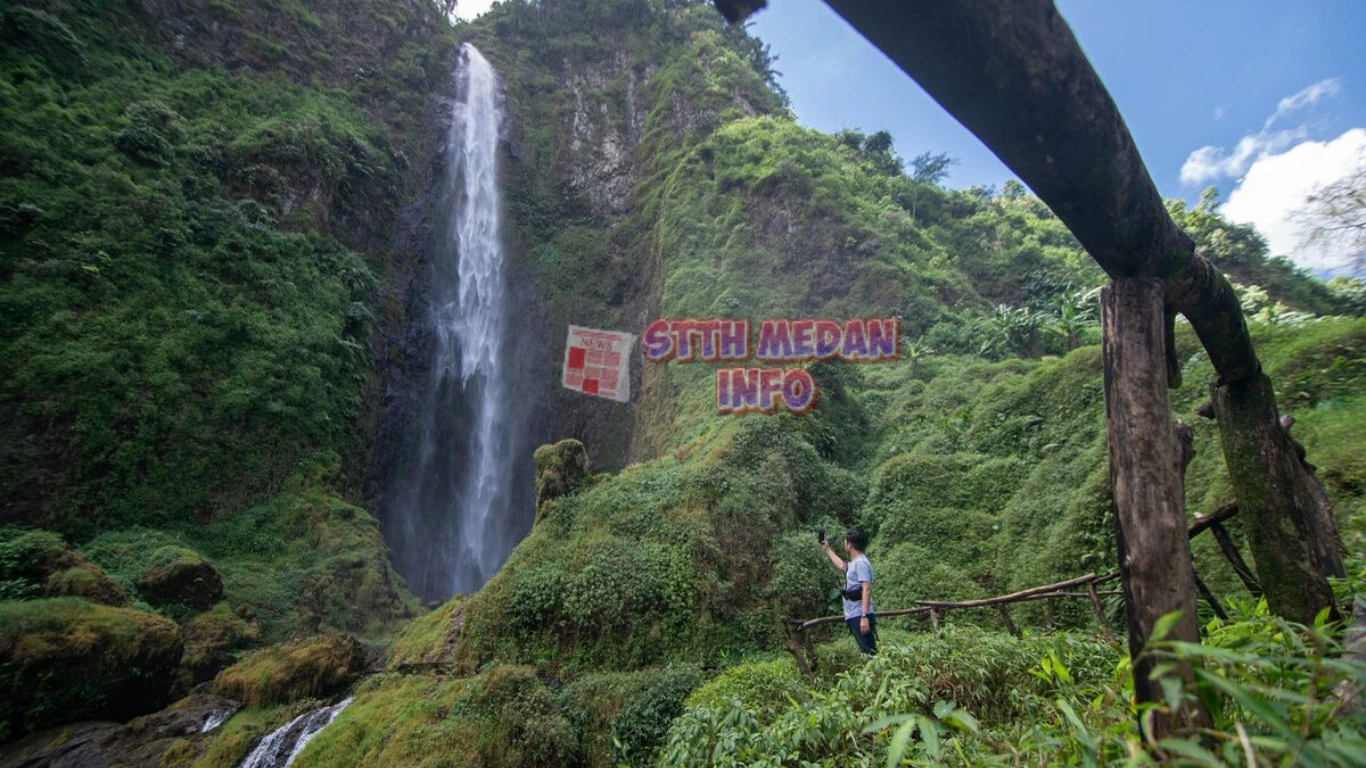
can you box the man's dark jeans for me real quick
[845,614,878,655]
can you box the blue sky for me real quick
[746,0,1366,273]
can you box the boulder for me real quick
[533,439,590,519]
[137,546,223,610]
[213,633,366,707]
[0,598,183,743]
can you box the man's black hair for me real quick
[845,528,868,552]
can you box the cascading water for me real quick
[386,44,531,600]
[236,698,353,768]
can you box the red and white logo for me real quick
[562,325,634,403]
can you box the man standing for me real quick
[821,528,876,654]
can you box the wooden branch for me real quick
[996,604,1021,638]
[1192,569,1229,622]
[1088,581,1119,646]
[1188,502,1239,537]
[1209,522,1263,597]
[793,607,929,633]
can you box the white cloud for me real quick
[1180,128,1306,184]
[1222,128,1366,274]
[1179,78,1341,185]
[1273,77,1342,119]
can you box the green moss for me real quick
[212,633,365,708]
[385,597,461,671]
[559,664,705,768]
[682,656,806,717]
[0,598,183,742]
[184,702,295,768]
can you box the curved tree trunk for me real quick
[807,0,1341,624]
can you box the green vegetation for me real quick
[2,0,1363,763]
[290,667,578,768]
[660,601,1366,767]
[386,597,463,670]
[0,526,129,605]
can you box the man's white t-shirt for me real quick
[843,554,873,619]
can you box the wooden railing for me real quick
[783,502,1258,676]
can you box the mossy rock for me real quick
[533,439,590,518]
[0,527,129,606]
[0,598,184,743]
[213,633,366,707]
[179,603,260,689]
[138,546,224,610]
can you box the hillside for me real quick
[0,0,1363,766]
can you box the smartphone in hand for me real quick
[818,528,826,545]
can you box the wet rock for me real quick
[0,693,239,767]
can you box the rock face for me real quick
[0,598,184,743]
[562,52,653,220]
[137,546,224,610]
[213,633,366,707]
[533,439,591,519]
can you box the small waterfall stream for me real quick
[236,697,353,768]
[386,44,531,601]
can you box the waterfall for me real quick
[236,697,353,768]
[386,44,531,601]
[202,707,235,733]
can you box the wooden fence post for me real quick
[1102,278,1211,739]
